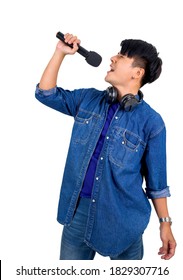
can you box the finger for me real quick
[64,34,78,45]
[158,243,168,257]
[69,36,80,46]
[64,33,71,41]
[164,242,176,260]
[72,42,79,52]
[158,241,168,254]
[158,241,176,260]
[63,33,73,44]
[158,247,165,256]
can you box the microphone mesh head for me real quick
[86,51,102,67]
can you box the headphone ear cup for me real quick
[106,86,118,104]
[106,88,143,110]
[120,94,139,111]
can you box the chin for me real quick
[105,78,113,87]
[105,75,110,83]
[105,71,114,83]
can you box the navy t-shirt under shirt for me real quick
[80,102,119,198]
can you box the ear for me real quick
[133,67,145,80]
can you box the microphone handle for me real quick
[56,32,88,58]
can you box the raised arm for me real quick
[39,33,80,90]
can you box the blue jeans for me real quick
[60,198,143,260]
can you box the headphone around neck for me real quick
[106,86,143,112]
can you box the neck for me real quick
[114,85,140,99]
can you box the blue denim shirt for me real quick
[35,85,170,257]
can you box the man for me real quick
[35,33,176,260]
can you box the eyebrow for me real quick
[117,53,124,57]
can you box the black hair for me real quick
[120,39,162,86]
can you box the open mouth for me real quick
[108,66,114,73]
[109,65,115,72]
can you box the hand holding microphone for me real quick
[56,31,102,67]
[56,33,81,55]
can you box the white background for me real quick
[0,0,182,278]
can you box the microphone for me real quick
[56,31,102,67]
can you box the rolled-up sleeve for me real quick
[146,186,170,199]
[144,124,171,199]
[35,84,84,117]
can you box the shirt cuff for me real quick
[35,84,57,96]
[146,186,171,199]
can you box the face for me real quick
[105,54,137,87]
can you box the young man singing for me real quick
[35,33,176,260]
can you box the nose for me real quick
[110,54,118,63]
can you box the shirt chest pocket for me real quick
[109,128,146,168]
[72,109,100,145]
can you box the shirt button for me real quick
[100,157,103,160]
[106,136,109,140]
[122,141,125,144]
[96,177,99,180]
[115,116,118,119]
[85,120,89,124]
[92,199,95,203]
